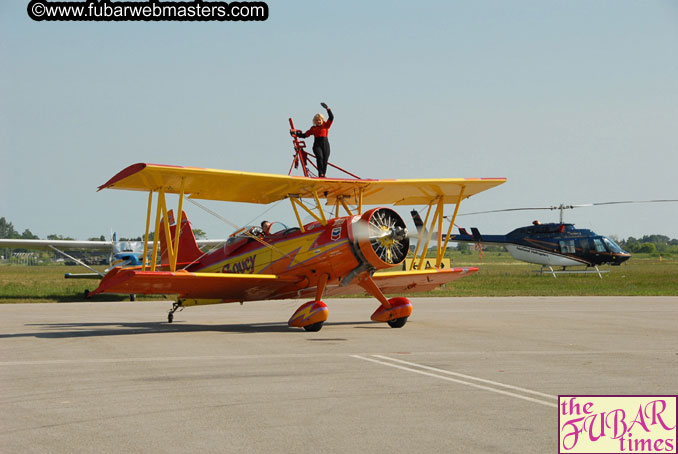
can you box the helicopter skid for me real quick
[505,244,588,267]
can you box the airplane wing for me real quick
[0,238,226,250]
[324,267,478,297]
[0,239,114,278]
[91,267,476,302]
[89,267,303,302]
[99,163,506,206]
[371,268,478,293]
[0,239,112,250]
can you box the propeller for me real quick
[350,208,411,266]
[365,208,410,264]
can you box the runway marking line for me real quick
[373,355,557,399]
[351,354,557,408]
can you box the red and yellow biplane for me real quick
[90,163,505,331]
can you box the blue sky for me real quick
[2,0,677,240]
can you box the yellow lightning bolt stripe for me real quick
[266,232,324,271]
[268,234,348,272]
[290,304,316,322]
[199,232,346,275]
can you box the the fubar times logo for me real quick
[559,395,677,453]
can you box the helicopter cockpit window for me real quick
[593,238,606,252]
[559,240,575,254]
[603,237,623,253]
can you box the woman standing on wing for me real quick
[294,102,333,177]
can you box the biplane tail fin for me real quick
[158,210,204,266]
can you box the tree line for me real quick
[0,217,210,243]
[2,216,677,257]
[616,235,678,255]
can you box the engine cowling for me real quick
[347,207,410,270]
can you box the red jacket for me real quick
[303,109,334,138]
[304,118,333,138]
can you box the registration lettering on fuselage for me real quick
[222,256,256,274]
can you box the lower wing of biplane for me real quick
[89,266,478,327]
[89,162,505,331]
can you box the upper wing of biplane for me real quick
[99,163,506,206]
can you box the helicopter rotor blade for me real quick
[586,199,678,207]
[445,207,556,218]
[447,199,678,219]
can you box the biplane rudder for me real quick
[159,210,204,266]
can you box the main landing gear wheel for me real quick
[371,298,412,327]
[387,316,408,328]
[289,301,329,332]
[168,312,174,323]
[303,321,324,332]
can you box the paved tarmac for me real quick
[1,297,676,453]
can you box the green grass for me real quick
[1,253,677,303]
[423,251,678,297]
[0,265,129,303]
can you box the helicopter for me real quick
[430,200,678,277]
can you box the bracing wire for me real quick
[184,197,309,271]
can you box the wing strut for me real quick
[150,189,163,271]
[48,245,104,277]
[416,197,444,271]
[288,193,328,229]
[171,178,186,271]
[139,183,188,273]
[159,190,174,268]
[409,203,433,270]
[142,190,153,271]
[335,195,354,217]
[440,185,465,264]
[409,186,467,270]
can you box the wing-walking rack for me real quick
[98,163,506,272]
[287,117,361,180]
[288,118,311,178]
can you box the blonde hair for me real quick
[313,113,325,123]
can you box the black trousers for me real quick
[313,137,330,177]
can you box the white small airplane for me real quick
[0,233,225,279]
